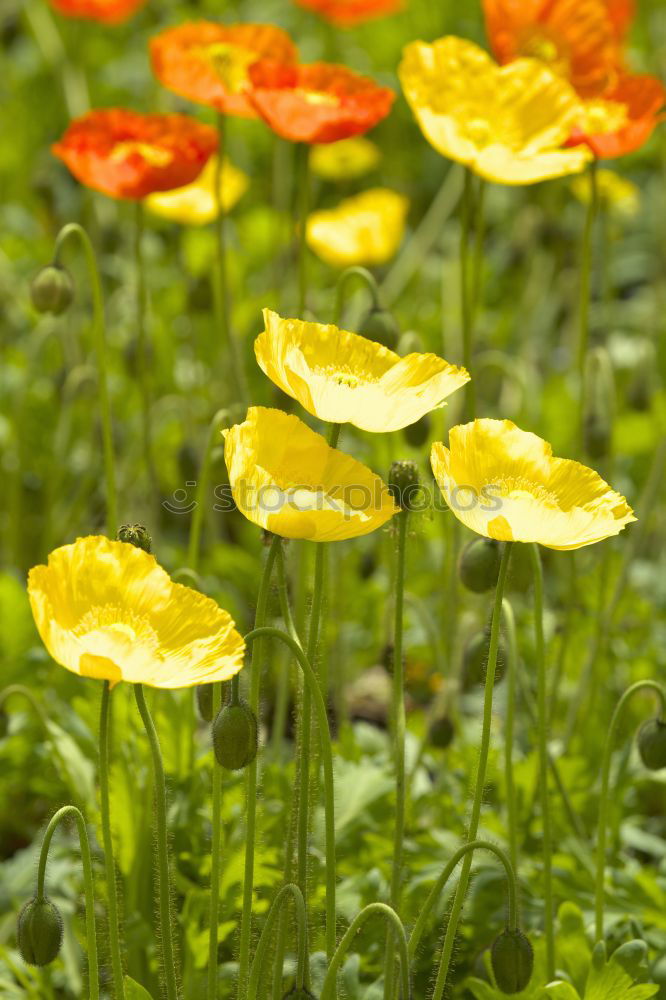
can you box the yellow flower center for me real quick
[297,89,340,107]
[492,475,560,507]
[464,117,492,147]
[111,142,173,166]
[580,99,628,135]
[519,29,569,77]
[200,42,256,93]
[313,363,375,387]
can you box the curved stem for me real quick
[320,903,410,1000]
[36,805,99,1000]
[207,680,224,1000]
[247,884,307,1000]
[53,222,116,535]
[384,509,409,1000]
[245,625,337,963]
[99,682,126,1000]
[237,539,280,997]
[333,266,381,326]
[134,684,179,1000]
[431,541,513,1000]
[502,599,519,875]
[530,543,555,980]
[577,160,599,386]
[594,680,666,942]
[188,409,228,572]
[409,839,518,960]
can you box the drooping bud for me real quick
[637,718,666,771]
[17,898,63,966]
[491,928,534,994]
[459,538,502,593]
[582,347,614,460]
[358,306,399,351]
[196,684,214,723]
[117,524,152,553]
[212,699,258,770]
[428,714,455,749]
[462,629,507,690]
[403,414,431,449]
[30,265,74,316]
[388,460,421,511]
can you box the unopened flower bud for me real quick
[358,306,399,350]
[388,460,420,510]
[212,699,258,770]
[491,928,534,994]
[30,265,74,316]
[462,629,507,690]
[637,718,666,771]
[196,684,214,723]
[459,538,502,593]
[17,898,63,966]
[428,714,455,749]
[117,524,152,553]
[403,413,431,449]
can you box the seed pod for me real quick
[428,715,455,749]
[17,898,63,966]
[462,630,507,690]
[30,265,74,315]
[459,538,502,593]
[196,683,214,723]
[491,928,534,994]
[358,306,399,350]
[117,523,152,553]
[637,718,666,771]
[388,460,420,510]
[212,700,258,770]
[403,413,431,449]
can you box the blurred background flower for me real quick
[306,187,408,266]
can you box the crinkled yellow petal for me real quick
[310,136,381,181]
[27,536,245,687]
[399,36,592,185]
[430,419,636,550]
[223,406,398,541]
[306,188,409,267]
[254,309,470,432]
[144,155,248,225]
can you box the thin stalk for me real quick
[237,539,280,997]
[577,160,599,384]
[207,680,224,1000]
[333,265,381,326]
[321,904,410,1000]
[99,682,126,1000]
[296,143,310,315]
[431,541,513,1000]
[187,409,227,572]
[23,0,89,117]
[384,509,409,1000]
[471,179,486,318]
[460,167,476,418]
[594,680,666,942]
[134,202,157,501]
[502,598,519,875]
[409,839,518,959]
[134,685,179,1000]
[53,223,117,535]
[36,806,99,999]
[247,884,307,1000]
[530,543,555,980]
[214,114,247,404]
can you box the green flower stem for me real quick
[384,508,409,1000]
[296,142,311,315]
[471,178,486,317]
[247,884,307,1000]
[529,543,555,980]
[409,839,518,960]
[594,680,666,942]
[333,265,381,326]
[502,599,519,875]
[460,167,476,418]
[237,538,280,997]
[214,114,247,405]
[133,684,179,1000]
[245,625,337,962]
[577,160,599,385]
[52,223,117,535]
[36,805,99,1000]
[187,409,228,572]
[207,680,224,1000]
[134,202,158,501]
[23,0,89,117]
[321,904,410,1000]
[430,540,513,1000]
[99,682,126,1000]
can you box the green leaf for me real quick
[123,976,155,1000]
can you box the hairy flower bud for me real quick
[17,898,63,967]
[117,523,152,553]
[491,928,534,994]
[359,306,399,350]
[462,629,507,690]
[459,538,502,593]
[388,460,421,510]
[30,265,74,316]
[212,700,258,770]
[637,718,666,771]
[196,683,214,723]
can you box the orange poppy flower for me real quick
[52,110,218,200]
[482,0,619,97]
[294,0,402,27]
[567,73,666,158]
[605,0,634,39]
[150,22,297,119]
[48,0,145,23]
[248,62,394,144]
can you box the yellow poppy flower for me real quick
[27,536,245,688]
[430,419,635,550]
[570,168,640,218]
[399,36,593,185]
[222,406,398,541]
[306,188,409,268]
[254,309,469,432]
[309,136,381,181]
[144,155,248,225]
